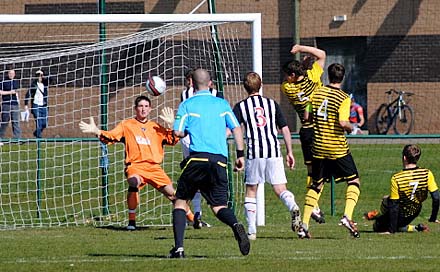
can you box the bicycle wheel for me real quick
[375,103,390,134]
[393,105,414,135]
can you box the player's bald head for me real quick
[192,68,211,91]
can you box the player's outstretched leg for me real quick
[341,183,360,238]
[192,191,202,229]
[126,186,139,230]
[244,197,257,240]
[297,223,311,239]
[216,207,250,256]
[415,224,430,232]
[169,208,187,258]
[340,215,360,238]
[168,246,185,258]
[161,183,195,225]
[299,186,321,238]
[398,224,430,232]
[233,223,251,256]
[192,191,211,229]
[279,190,301,232]
[307,176,325,224]
[311,207,325,224]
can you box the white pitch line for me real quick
[1,255,438,264]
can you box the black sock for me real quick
[172,208,187,248]
[216,207,238,228]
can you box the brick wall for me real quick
[0,0,439,136]
[368,82,440,134]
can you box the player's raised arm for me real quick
[79,117,101,136]
[159,107,175,129]
[290,44,326,69]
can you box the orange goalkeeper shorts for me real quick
[125,162,172,190]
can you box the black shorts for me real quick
[299,127,313,165]
[311,153,359,184]
[373,197,421,232]
[175,152,229,207]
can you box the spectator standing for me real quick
[0,69,22,140]
[349,94,365,135]
[25,70,49,138]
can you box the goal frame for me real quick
[0,13,266,226]
[0,13,262,76]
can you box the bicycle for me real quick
[375,89,415,135]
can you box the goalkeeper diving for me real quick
[79,95,194,230]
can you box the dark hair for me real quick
[282,60,305,77]
[243,72,261,94]
[184,68,194,80]
[134,95,151,107]
[328,63,345,84]
[402,144,421,164]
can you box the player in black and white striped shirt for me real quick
[181,69,222,101]
[233,72,301,240]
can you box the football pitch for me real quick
[1,142,440,271]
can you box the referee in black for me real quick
[169,68,249,258]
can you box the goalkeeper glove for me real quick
[79,117,100,135]
[159,107,175,128]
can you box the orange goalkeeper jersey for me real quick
[99,118,179,165]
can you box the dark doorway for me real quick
[317,37,368,130]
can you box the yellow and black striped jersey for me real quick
[281,62,323,128]
[311,85,351,159]
[390,167,438,217]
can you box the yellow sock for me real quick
[303,189,320,227]
[344,184,360,219]
[306,176,323,211]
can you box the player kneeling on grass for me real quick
[233,72,301,240]
[79,95,194,230]
[364,144,440,233]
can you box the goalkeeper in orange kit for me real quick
[79,95,193,230]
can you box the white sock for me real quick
[279,190,298,212]
[192,191,202,214]
[244,197,257,234]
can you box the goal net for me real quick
[0,14,261,229]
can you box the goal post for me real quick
[0,13,264,229]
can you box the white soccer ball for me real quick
[146,76,167,96]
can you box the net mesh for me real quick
[0,20,251,229]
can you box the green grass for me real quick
[1,142,440,271]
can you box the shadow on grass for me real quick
[95,225,167,231]
[88,253,208,259]
[259,235,340,240]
